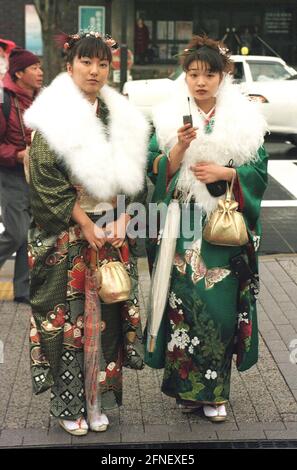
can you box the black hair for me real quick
[66,35,112,65]
[183,46,225,73]
[181,35,232,74]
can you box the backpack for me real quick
[1,89,11,123]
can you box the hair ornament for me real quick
[55,31,119,52]
[182,45,229,57]
[218,45,229,56]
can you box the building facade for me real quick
[0,0,296,65]
[135,0,297,65]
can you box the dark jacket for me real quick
[134,24,149,54]
[0,73,34,171]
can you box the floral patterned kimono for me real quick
[145,74,268,406]
[24,72,149,419]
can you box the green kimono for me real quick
[28,101,144,420]
[145,133,268,405]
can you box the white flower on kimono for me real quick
[169,292,177,309]
[253,235,261,252]
[128,306,140,318]
[250,279,259,296]
[168,328,190,351]
[188,345,194,354]
[169,292,182,309]
[191,337,200,346]
[99,371,107,383]
[107,362,116,371]
[238,311,249,325]
[205,369,218,380]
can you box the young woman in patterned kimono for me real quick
[145,36,268,422]
[24,32,149,435]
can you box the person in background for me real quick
[0,47,43,304]
[135,18,150,65]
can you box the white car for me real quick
[123,55,297,145]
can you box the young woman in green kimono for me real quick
[24,32,149,435]
[145,36,268,422]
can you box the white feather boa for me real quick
[153,73,268,214]
[24,72,150,201]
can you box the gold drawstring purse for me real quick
[203,174,249,246]
[93,247,132,304]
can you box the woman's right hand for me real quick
[177,123,198,150]
[167,124,198,177]
[81,220,107,250]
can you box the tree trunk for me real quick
[41,28,63,85]
[33,0,71,85]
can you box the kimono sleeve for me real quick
[147,132,175,204]
[147,133,167,185]
[235,145,268,231]
[29,131,77,235]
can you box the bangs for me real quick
[68,36,112,64]
[183,46,224,73]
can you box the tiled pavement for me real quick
[0,255,297,447]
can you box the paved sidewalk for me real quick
[0,255,296,448]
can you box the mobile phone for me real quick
[183,115,193,127]
[229,254,254,284]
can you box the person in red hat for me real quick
[0,47,43,303]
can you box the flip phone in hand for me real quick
[183,115,193,127]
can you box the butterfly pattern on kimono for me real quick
[174,240,231,290]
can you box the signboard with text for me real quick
[264,11,293,35]
[79,6,106,34]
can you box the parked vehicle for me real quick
[123,55,297,145]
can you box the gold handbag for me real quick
[203,174,248,246]
[93,248,131,304]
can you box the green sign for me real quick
[78,6,106,34]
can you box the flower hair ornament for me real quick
[182,44,229,57]
[218,45,229,56]
[55,31,119,51]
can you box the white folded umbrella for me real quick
[147,199,181,353]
